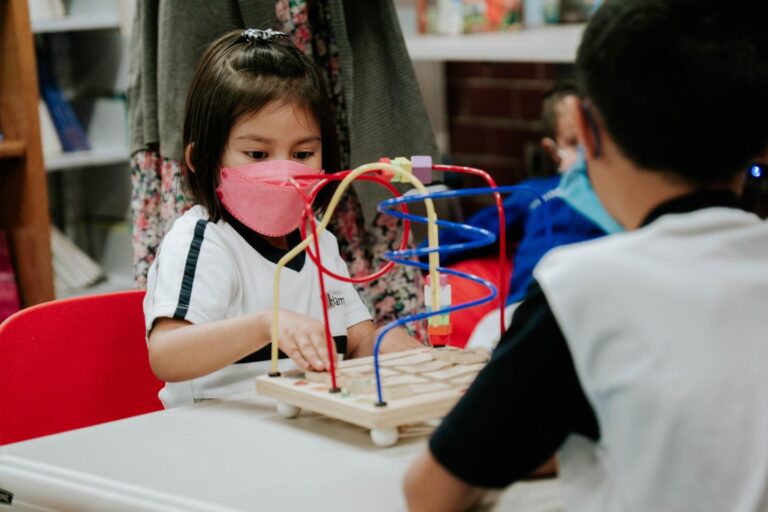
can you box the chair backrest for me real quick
[0,290,163,445]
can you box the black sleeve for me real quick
[428,282,600,489]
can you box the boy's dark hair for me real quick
[541,79,578,139]
[576,0,768,184]
[182,29,340,222]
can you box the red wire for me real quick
[298,173,411,284]
[288,164,504,378]
[289,170,412,388]
[290,179,339,390]
[307,212,339,390]
[433,164,507,339]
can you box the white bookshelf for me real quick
[34,0,135,298]
[57,272,133,298]
[406,23,583,155]
[31,12,120,34]
[43,97,130,172]
[45,147,129,171]
[53,217,134,299]
[406,24,585,62]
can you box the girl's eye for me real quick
[294,151,314,160]
[246,151,268,159]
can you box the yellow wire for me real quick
[269,162,440,374]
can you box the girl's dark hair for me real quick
[182,29,340,221]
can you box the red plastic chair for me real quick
[0,290,163,445]
[444,255,514,348]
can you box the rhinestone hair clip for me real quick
[241,28,289,43]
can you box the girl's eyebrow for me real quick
[234,134,272,142]
[233,135,320,144]
[293,136,321,145]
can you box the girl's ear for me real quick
[184,143,196,173]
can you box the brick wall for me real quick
[445,62,768,219]
[446,62,571,214]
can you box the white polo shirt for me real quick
[144,206,372,408]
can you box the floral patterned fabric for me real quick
[131,0,425,338]
[130,150,191,289]
[276,0,350,169]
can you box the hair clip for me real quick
[241,28,289,43]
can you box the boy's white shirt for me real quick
[144,206,372,408]
[534,207,768,512]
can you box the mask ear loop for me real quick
[582,101,603,158]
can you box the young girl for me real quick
[144,28,421,408]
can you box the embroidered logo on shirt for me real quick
[327,290,346,308]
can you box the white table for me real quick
[0,392,563,511]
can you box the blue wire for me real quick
[370,185,554,405]
[378,185,553,253]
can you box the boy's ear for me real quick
[566,96,600,159]
[540,137,561,166]
[184,143,196,173]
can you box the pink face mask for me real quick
[216,160,323,237]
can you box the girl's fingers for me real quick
[309,333,332,367]
[297,335,325,371]
[280,332,311,370]
[287,346,311,370]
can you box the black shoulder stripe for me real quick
[173,219,209,320]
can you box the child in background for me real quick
[426,81,606,347]
[143,29,421,408]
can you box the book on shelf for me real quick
[37,56,91,153]
[51,226,105,297]
[27,0,66,22]
[0,230,21,323]
[417,0,595,33]
[38,99,63,156]
[420,0,523,34]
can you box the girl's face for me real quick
[222,101,322,171]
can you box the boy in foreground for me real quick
[404,1,768,510]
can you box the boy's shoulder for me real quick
[535,206,766,287]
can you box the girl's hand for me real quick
[346,321,423,358]
[376,327,424,354]
[273,310,335,371]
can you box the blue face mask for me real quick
[557,147,624,234]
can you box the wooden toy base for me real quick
[255,347,489,446]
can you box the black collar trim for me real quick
[641,190,740,228]
[223,211,306,272]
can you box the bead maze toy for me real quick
[255,157,552,446]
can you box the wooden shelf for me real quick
[0,0,55,306]
[0,140,26,159]
[45,146,129,171]
[31,12,120,34]
[406,24,585,62]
